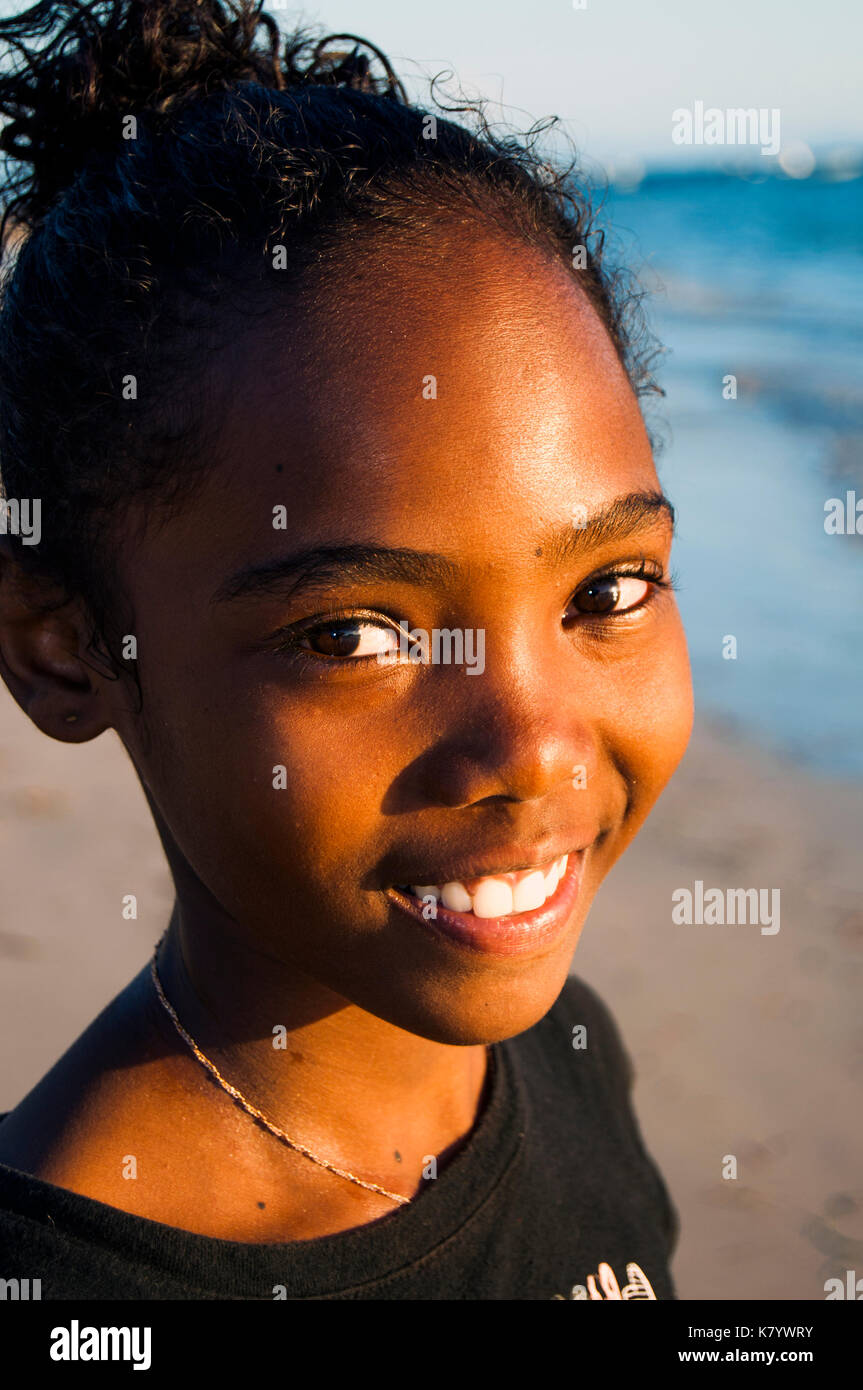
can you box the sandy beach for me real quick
[1,683,860,1301]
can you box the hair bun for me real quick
[0,1,406,230]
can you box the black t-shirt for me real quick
[0,974,678,1300]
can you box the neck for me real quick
[150,903,491,1190]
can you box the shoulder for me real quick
[0,964,177,1185]
[544,976,679,1251]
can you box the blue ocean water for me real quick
[599,169,863,777]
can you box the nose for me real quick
[417,659,600,810]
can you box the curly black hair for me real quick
[0,0,662,687]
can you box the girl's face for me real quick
[108,232,694,1044]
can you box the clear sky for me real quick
[288,0,862,167]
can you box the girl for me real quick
[0,0,693,1300]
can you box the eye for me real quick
[571,574,652,616]
[285,615,400,661]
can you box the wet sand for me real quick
[1,686,860,1300]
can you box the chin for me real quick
[364,949,578,1046]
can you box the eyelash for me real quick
[270,562,675,666]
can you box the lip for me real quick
[384,849,586,959]
[385,841,589,889]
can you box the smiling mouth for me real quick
[392,853,570,920]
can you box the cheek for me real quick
[207,681,404,911]
[132,667,384,917]
[256,696,391,882]
[607,615,694,827]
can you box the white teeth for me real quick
[441,881,472,913]
[407,854,569,920]
[512,871,548,913]
[472,879,514,919]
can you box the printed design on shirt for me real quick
[552,1260,657,1300]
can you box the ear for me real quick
[0,539,116,743]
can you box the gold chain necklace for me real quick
[149,936,412,1206]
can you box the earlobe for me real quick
[23,682,112,742]
[0,547,111,743]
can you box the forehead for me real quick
[124,232,662,603]
[209,230,654,511]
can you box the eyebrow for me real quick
[211,490,675,605]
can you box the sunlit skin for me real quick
[0,229,693,1240]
